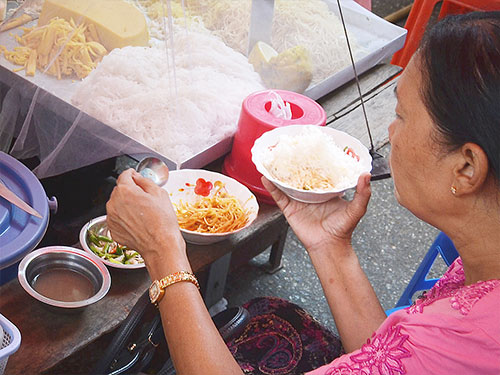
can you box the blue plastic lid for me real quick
[0,152,49,269]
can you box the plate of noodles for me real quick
[252,125,372,204]
[164,169,259,245]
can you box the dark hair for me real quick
[418,11,500,179]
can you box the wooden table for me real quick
[0,202,287,374]
[0,63,401,375]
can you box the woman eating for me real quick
[106,11,500,374]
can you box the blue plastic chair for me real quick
[385,232,459,315]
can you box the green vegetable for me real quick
[124,251,140,264]
[96,234,113,243]
[114,245,124,256]
[89,243,104,257]
[107,258,123,265]
[87,231,102,246]
[86,228,143,265]
[102,242,110,254]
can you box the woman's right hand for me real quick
[106,169,188,270]
[262,173,372,255]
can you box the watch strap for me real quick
[150,271,199,306]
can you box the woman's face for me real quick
[388,56,454,223]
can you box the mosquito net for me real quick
[0,0,403,178]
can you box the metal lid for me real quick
[0,152,49,269]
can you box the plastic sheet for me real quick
[0,0,406,178]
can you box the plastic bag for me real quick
[268,91,292,120]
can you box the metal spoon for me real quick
[135,157,169,187]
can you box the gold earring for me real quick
[451,186,457,195]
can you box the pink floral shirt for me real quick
[307,259,500,375]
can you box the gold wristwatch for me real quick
[149,271,200,305]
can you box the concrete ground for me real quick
[372,0,414,25]
[224,0,449,330]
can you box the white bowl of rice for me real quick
[163,169,259,245]
[251,125,372,204]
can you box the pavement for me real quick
[372,0,414,25]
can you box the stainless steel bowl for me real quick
[80,215,145,269]
[18,246,111,313]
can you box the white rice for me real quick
[263,127,364,191]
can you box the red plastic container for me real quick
[223,90,326,204]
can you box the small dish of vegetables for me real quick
[79,215,145,269]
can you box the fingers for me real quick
[132,170,161,194]
[116,168,161,195]
[350,173,372,216]
[261,177,290,211]
[116,168,135,185]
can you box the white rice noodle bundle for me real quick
[72,22,264,163]
[132,0,203,41]
[196,0,362,85]
[195,0,251,55]
[271,0,362,85]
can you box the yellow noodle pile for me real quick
[1,17,107,79]
[175,183,250,234]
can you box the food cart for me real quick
[0,1,405,372]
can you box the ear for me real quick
[452,143,489,195]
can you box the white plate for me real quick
[251,125,372,203]
[164,169,259,245]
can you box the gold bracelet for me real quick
[149,271,200,306]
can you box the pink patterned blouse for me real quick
[307,258,500,375]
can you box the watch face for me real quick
[149,280,161,303]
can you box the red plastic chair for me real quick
[354,0,372,11]
[391,0,500,68]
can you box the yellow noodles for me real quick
[1,17,107,79]
[175,184,250,234]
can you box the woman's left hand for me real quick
[106,169,186,265]
[262,173,371,255]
